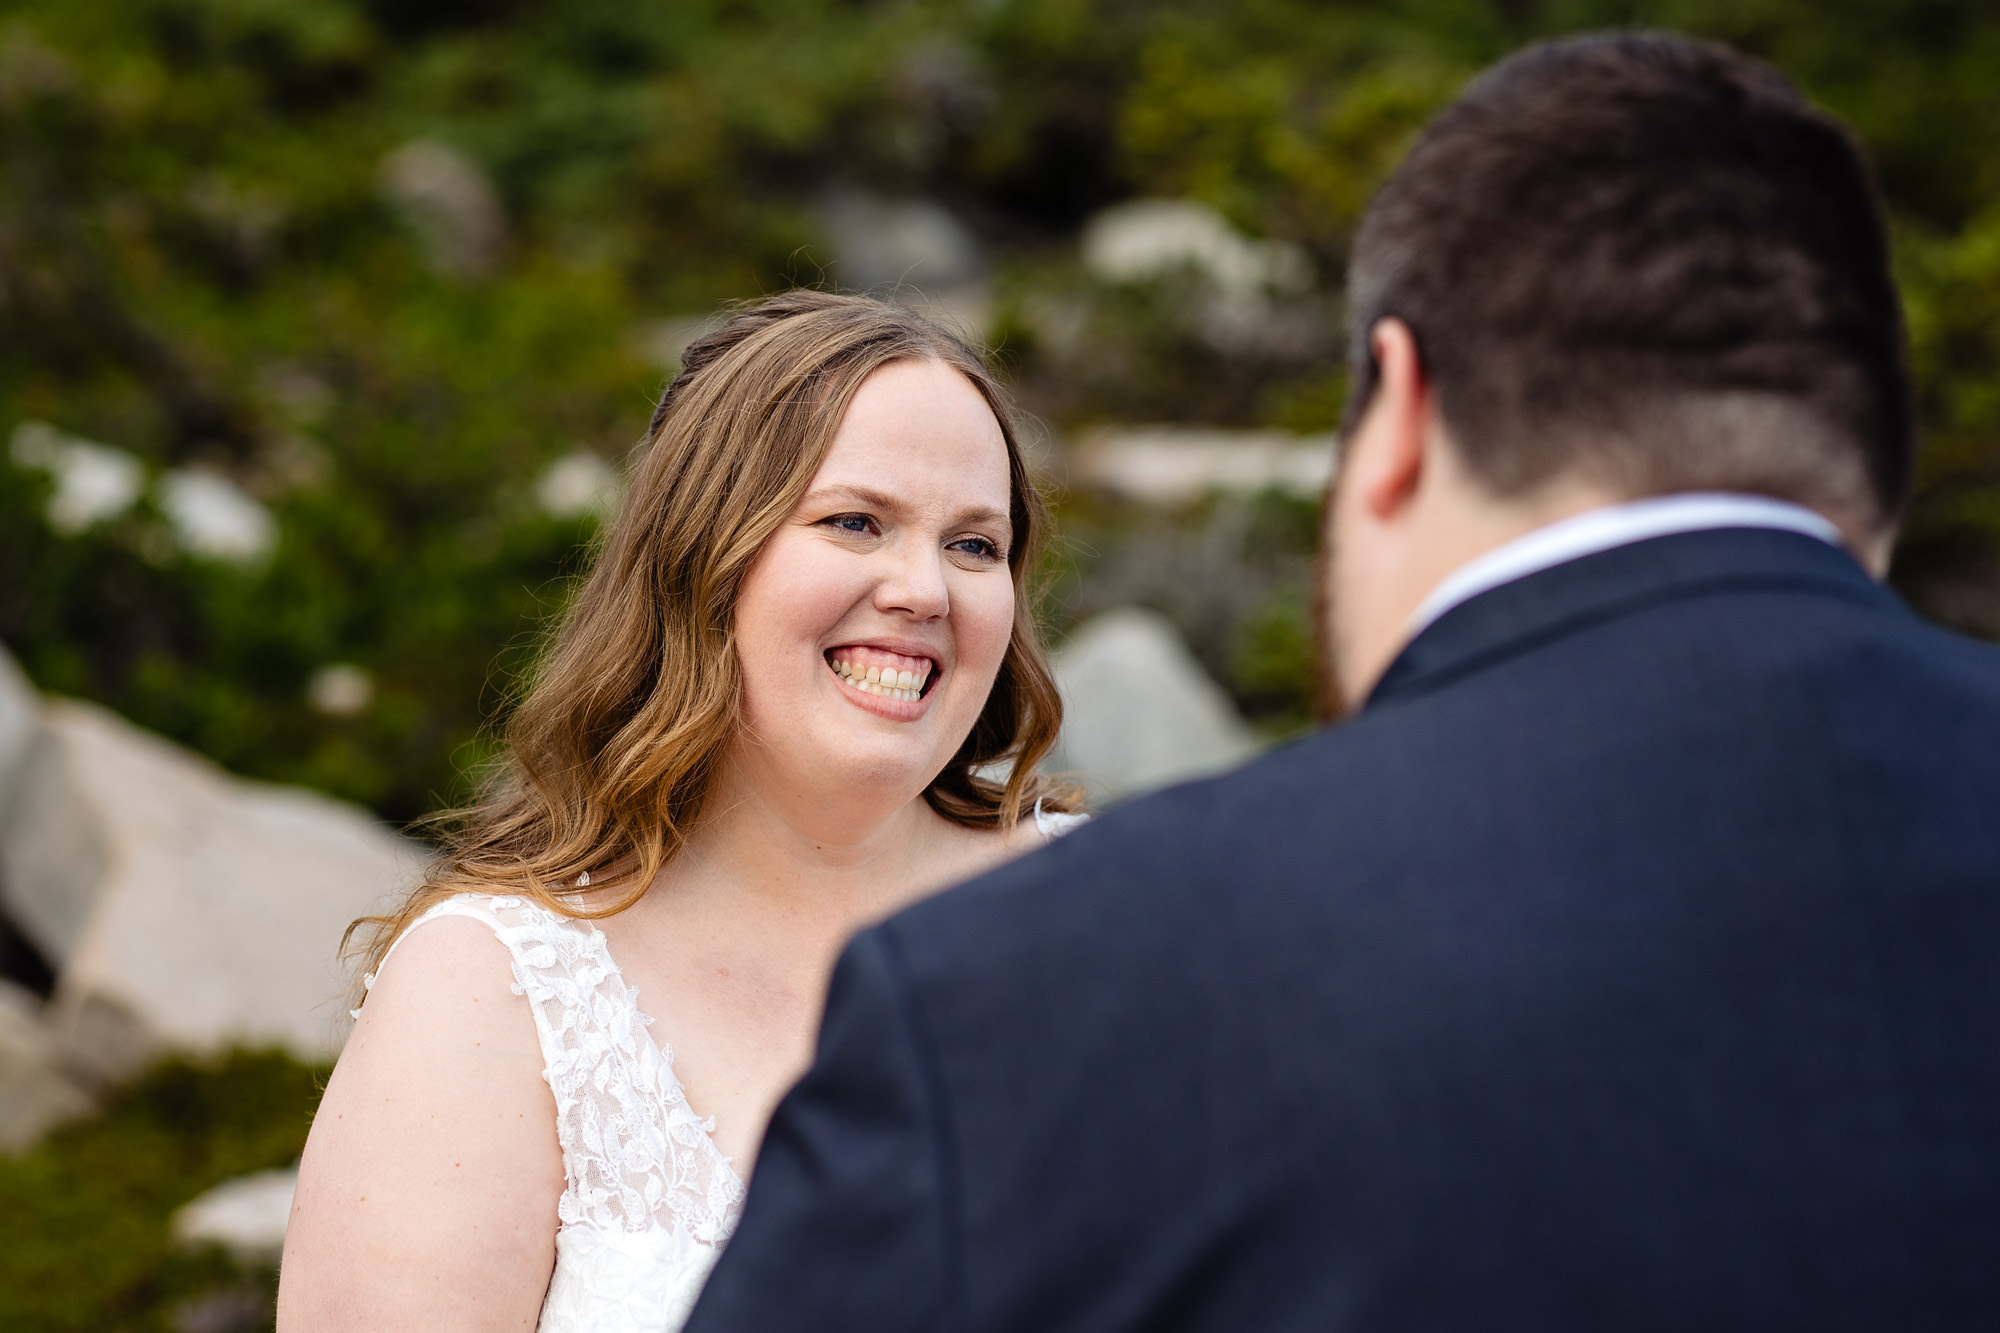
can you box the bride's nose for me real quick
[873,540,950,620]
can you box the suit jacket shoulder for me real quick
[693,529,2000,1332]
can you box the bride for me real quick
[277,290,1083,1331]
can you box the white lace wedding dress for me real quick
[361,801,1087,1333]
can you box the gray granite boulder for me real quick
[0,651,88,1146]
[0,646,35,811]
[0,695,420,1087]
[174,1166,298,1265]
[378,139,505,278]
[1048,607,1261,804]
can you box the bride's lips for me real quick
[825,643,940,720]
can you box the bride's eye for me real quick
[820,513,877,535]
[948,534,1003,562]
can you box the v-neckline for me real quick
[581,916,748,1195]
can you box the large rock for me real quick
[816,187,990,337]
[0,651,88,1147]
[1081,198,1310,300]
[1048,607,1260,803]
[0,698,420,1086]
[174,1166,298,1265]
[0,629,40,798]
[0,979,89,1150]
[1073,424,1334,505]
[818,187,983,292]
[377,139,506,279]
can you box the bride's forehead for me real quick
[814,394,1009,494]
[834,362,1001,436]
[807,443,1011,515]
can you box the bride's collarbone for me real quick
[585,909,818,1161]
[573,814,1042,1164]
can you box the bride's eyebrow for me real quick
[804,484,1010,533]
[803,483,900,513]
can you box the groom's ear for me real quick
[1313,318,1439,723]
[1345,319,1435,523]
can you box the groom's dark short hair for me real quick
[1344,31,1913,528]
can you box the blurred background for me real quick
[3,0,1999,1326]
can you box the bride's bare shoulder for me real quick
[315,905,553,1150]
[278,906,561,1329]
[306,904,554,1172]
[357,909,526,1027]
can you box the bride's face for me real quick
[728,357,1017,811]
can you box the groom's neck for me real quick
[1322,443,1619,712]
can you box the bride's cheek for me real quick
[970,587,1015,677]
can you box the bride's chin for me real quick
[736,713,964,809]
[797,746,949,808]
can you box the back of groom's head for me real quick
[1344,30,1913,534]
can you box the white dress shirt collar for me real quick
[1408,492,1842,636]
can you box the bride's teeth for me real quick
[829,651,937,704]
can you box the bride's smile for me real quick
[826,644,936,708]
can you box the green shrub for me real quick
[0,1048,325,1332]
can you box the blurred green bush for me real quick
[3,0,1997,821]
[0,1048,324,1331]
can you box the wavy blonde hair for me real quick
[350,290,1075,978]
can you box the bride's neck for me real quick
[663,763,954,924]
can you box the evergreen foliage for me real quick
[2,0,1996,816]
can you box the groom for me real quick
[689,31,2000,1330]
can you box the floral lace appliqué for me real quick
[368,894,747,1332]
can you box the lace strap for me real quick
[356,894,589,1085]
[352,894,512,1019]
[1033,796,1090,842]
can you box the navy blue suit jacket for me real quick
[685,529,2000,1331]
